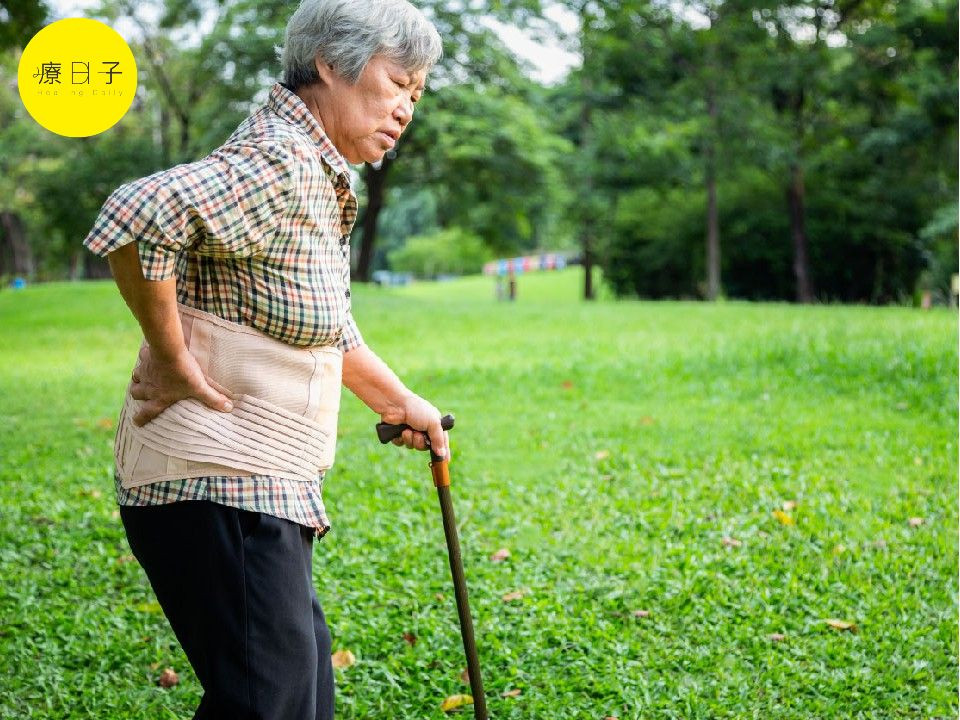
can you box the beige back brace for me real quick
[114,303,343,489]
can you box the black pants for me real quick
[120,500,335,720]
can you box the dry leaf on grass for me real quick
[768,633,786,642]
[402,632,417,646]
[459,668,470,684]
[331,649,356,668]
[502,688,522,698]
[440,694,473,712]
[639,416,655,425]
[825,618,857,633]
[782,500,797,511]
[908,517,924,527]
[772,510,794,526]
[96,418,114,430]
[116,555,135,564]
[561,380,573,389]
[632,609,651,618]
[721,536,742,548]
[490,548,510,562]
[157,668,179,688]
[502,589,527,602]
[595,450,610,461]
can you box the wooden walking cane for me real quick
[376,414,489,720]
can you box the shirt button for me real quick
[340,235,348,246]
[345,289,351,298]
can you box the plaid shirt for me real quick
[83,81,365,539]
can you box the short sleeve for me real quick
[337,308,364,353]
[82,143,295,280]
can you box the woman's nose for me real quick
[393,98,413,125]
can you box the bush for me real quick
[387,228,492,279]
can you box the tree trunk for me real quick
[787,161,814,303]
[159,103,171,167]
[83,251,113,279]
[0,211,34,277]
[579,68,595,301]
[357,156,393,282]
[705,87,721,300]
[583,231,594,300]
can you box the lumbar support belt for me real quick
[114,302,343,488]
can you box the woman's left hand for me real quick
[381,393,451,460]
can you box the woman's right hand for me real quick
[129,343,235,427]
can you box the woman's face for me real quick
[315,54,426,165]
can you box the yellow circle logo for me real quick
[17,18,137,137]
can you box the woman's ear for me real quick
[314,55,336,86]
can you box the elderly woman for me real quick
[82,1,443,718]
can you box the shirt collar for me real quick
[268,81,351,180]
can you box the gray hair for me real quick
[276,0,443,89]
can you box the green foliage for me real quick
[387,227,492,278]
[0,0,955,303]
[570,0,958,303]
[0,280,956,717]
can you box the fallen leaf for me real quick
[97,417,114,430]
[825,618,857,633]
[833,544,846,554]
[632,609,650,618]
[639,416,654,425]
[148,662,160,670]
[331,649,356,668]
[595,450,610,461]
[908,517,924,527]
[440,694,473,712]
[782,500,797,512]
[110,509,120,520]
[116,555,135,564]
[721,536,742,548]
[435,593,445,602]
[157,668,179,688]
[768,633,786,642]
[459,668,470,684]
[561,380,573,389]
[772,510,794,526]
[501,688,522,698]
[490,548,510,563]
[402,632,417,646]
[502,589,526,602]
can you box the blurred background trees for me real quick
[1,0,956,303]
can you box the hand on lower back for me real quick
[128,344,234,426]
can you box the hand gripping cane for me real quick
[376,414,488,720]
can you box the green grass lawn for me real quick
[0,270,956,719]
